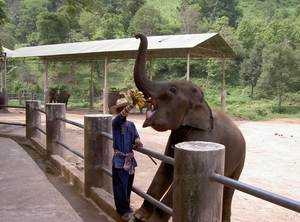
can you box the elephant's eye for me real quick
[170,86,176,93]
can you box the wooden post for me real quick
[18,91,22,105]
[26,100,41,140]
[84,114,113,197]
[173,141,225,222]
[45,103,66,160]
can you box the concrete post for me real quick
[173,141,225,222]
[1,87,8,111]
[84,114,113,197]
[103,88,108,114]
[221,90,226,112]
[44,88,49,104]
[26,100,41,140]
[45,103,66,160]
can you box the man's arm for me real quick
[120,103,135,118]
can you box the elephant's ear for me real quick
[182,88,214,131]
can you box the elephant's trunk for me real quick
[134,33,156,99]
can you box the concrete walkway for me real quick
[0,137,112,222]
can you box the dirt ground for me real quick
[1,107,300,221]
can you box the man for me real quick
[110,90,145,221]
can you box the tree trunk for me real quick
[278,94,282,106]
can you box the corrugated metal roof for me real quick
[11,33,235,62]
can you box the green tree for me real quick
[182,0,242,28]
[0,0,8,25]
[258,17,300,50]
[240,41,266,98]
[58,5,81,32]
[207,16,245,87]
[258,43,298,106]
[79,11,101,39]
[179,4,202,34]
[128,5,163,36]
[93,14,124,40]
[36,12,70,44]
[0,25,16,49]
[236,18,264,52]
[0,0,9,49]
[119,0,145,33]
[64,0,103,15]
[47,0,65,12]
[15,0,48,43]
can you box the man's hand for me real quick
[130,89,146,108]
[135,139,143,147]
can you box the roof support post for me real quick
[90,60,94,109]
[221,54,226,112]
[103,55,108,114]
[44,59,49,104]
[186,50,190,81]
[1,52,8,110]
[2,52,6,88]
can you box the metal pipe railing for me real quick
[100,166,173,216]
[0,122,26,126]
[210,173,300,213]
[56,116,84,129]
[57,140,84,159]
[2,102,300,218]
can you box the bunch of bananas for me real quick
[130,89,146,108]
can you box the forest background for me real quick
[1,0,300,120]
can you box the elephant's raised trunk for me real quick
[134,33,156,99]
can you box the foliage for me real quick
[15,0,48,43]
[36,12,70,44]
[257,43,299,106]
[0,25,16,49]
[3,0,300,121]
[0,0,8,25]
[236,18,263,51]
[179,4,202,34]
[240,41,266,98]
[128,5,163,36]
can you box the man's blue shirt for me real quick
[112,114,138,169]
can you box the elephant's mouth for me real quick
[145,98,158,121]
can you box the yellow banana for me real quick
[130,89,146,108]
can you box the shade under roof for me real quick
[11,33,235,62]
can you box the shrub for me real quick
[270,106,286,114]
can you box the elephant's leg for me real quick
[133,162,174,221]
[222,161,245,222]
[147,185,173,222]
[222,186,234,222]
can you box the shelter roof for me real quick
[11,33,235,62]
[2,47,15,58]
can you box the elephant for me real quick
[108,90,126,113]
[49,89,58,103]
[0,92,4,110]
[55,91,70,110]
[132,33,246,222]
